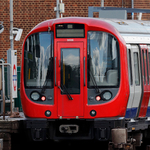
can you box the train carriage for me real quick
[20,17,150,148]
[105,19,150,118]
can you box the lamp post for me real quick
[10,0,14,50]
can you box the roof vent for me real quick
[117,21,128,25]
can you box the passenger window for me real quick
[134,52,140,85]
[128,49,133,85]
[146,50,149,84]
[142,50,146,85]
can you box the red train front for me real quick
[20,17,129,141]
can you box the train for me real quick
[20,17,150,149]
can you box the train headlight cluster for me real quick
[30,92,40,101]
[102,91,112,101]
[95,91,112,101]
[30,92,46,101]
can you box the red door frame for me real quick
[138,45,150,117]
[57,41,84,118]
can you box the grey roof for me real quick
[101,19,150,35]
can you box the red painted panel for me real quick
[57,41,84,117]
[138,45,150,117]
[20,17,129,119]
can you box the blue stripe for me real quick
[125,108,137,118]
[126,107,150,118]
[146,107,150,117]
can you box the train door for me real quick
[125,44,142,118]
[126,44,134,118]
[131,45,142,118]
[57,41,84,118]
[138,45,150,117]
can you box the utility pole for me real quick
[101,0,104,7]
[8,0,18,110]
[56,0,60,18]
[10,0,14,50]
[54,0,65,18]
[8,0,22,100]
[131,0,134,20]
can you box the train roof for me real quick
[100,19,150,44]
[28,17,125,43]
[30,17,150,44]
[100,19,150,34]
[31,17,119,35]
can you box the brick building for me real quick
[0,0,150,66]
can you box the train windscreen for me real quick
[87,31,120,88]
[24,32,54,88]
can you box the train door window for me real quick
[61,48,80,94]
[146,50,149,84]
[128,49,133,85]
[142,50,146,85]
[134,52,140,85]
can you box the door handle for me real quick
[84,57,86,86]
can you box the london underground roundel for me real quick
[13,64,17,91]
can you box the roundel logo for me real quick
[13,64,17,91]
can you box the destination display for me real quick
[56,24,85,38]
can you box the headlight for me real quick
[30,92,40,101]
[102,91,112,100]
[41,95,46,101]
[95,95,101,101]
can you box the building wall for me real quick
[134,0,150,20]
[0,0,150,66]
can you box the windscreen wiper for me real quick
[61,84,73,100]
[87,56,100,93]
[88,37,100,93]
[88,69,100,93]
[41,57,53,94]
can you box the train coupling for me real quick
[59,124,79,134]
